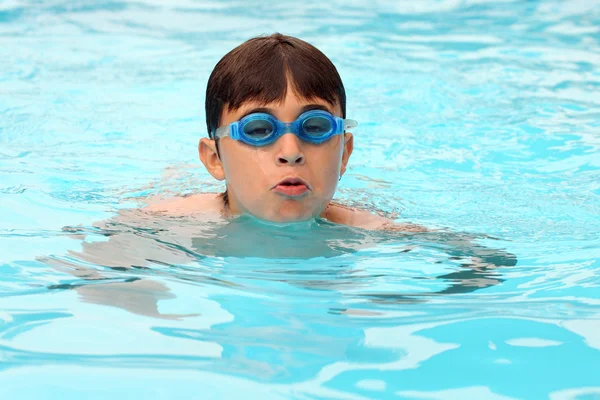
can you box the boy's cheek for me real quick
[223,156,271,193]
[227,154,270,183]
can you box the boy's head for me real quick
[200,33,354,223]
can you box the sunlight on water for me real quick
[1,0,599,398]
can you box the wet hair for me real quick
[204,33,347,207]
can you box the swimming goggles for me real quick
[212,110,358,146]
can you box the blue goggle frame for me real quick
[212,110,358,146]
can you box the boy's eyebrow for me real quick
[239,104,333,119]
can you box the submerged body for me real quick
[52,207,516,320]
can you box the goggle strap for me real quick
[344,119,358,130]
[230,122,239,140]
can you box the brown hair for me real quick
[205,33,347,207]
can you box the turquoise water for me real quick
[1,0,600,398]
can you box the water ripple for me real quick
[1,0,599,398]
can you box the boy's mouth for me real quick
[273,177,310,197]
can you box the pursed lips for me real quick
[272,177,311,197]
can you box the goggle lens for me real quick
[302,116,332,136]
[243,119,275,139]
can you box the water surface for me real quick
[1,0,599,398]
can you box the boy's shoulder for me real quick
[324,202,427,232]
[144,193,224,216]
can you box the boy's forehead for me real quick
[227,96,341,118]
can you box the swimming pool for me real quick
[1,0,599,398]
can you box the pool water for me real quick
[1,0,600,398]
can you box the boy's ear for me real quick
[199,138,226,181]
[340,132,354,177]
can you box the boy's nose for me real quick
[275,133,305,166]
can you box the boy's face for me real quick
[199,84,353,223]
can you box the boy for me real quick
[147,33,423,232]
[47,34,515,319]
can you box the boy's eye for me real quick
[302,116,331,136]
[243,120,274,138]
